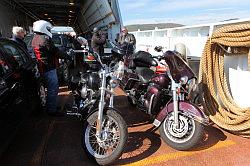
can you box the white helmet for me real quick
[33,20,53,38]
[77,36,88,45]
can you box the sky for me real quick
[119,0,250,26]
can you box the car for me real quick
[0,38,40,108]
[24,33,75,83]
[0,38,41,155]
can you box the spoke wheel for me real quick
[82,109,127,165]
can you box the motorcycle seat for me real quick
[135,67,154,84]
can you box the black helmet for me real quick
[93,27,100,33]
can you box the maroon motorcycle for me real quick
[115,46,209,150]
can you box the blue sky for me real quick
[119,0,250,25]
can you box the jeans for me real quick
[44,69,59,113]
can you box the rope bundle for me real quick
[199,23,250,136]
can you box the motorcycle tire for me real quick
[82,108,128,165]
[159,111,204,150]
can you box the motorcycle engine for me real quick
[82,72,101,91]
[78,72,101,99]
[144,84,169,115]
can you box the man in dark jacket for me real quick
[91,27,106,55]
[116,26,136,49]
[11,26,28,50]
[31,20,72,116]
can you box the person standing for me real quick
[116,26,136,51]
[31,20,72,116]
[11,26,28,50]
[77,36,88,49]
[91,27,106,56]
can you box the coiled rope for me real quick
[199,23,250,137]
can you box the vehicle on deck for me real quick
[112,44,209,150]
[0,38,41,153]
[0,38,40,109]
[67,50,127,165]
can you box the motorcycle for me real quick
[113,44,209,150]
[68,51,128,165]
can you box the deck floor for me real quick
[0,87,250,166]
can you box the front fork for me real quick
[96,70,106,138]
[172,81,179,128]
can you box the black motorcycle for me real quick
[68,51,127,165]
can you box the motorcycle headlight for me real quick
[187,78,197,93]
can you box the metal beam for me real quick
[88,12,113,27]
[18,0,81,7]
[4,0,40,20]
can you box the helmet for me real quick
[33,20,53,38]
[77,36,88,45]
[93,27,100,33]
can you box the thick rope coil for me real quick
[199,23,250,137]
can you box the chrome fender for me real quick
[153,101,209,127]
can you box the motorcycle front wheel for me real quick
[159,111,204,150]
[82,109,128,165]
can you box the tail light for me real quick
[87,54,95,61]
[155,65,168,74]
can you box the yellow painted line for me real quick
[124,140,236,166]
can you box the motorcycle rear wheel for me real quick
[159,111,204,150]
[82,109,128,165]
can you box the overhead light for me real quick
[69,10,75,13]
[44,13,48,16]
[69,2,74,5]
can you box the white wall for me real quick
[225,54,250,108]
[131,19,250,108]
